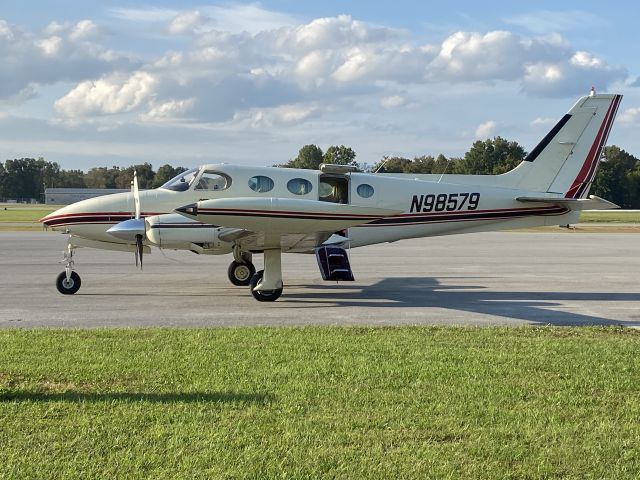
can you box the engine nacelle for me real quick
[145,214,232,254]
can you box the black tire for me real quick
[56,271,81,295]
[249,270,283,302]
[228,261,256,286]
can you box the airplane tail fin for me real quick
[503,93,622,198]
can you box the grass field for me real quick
[0,205,59,231]
[1,327,639,479]
[578,210,640,223]
[0,204,60,223]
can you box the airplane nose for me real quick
[40,206,67,226]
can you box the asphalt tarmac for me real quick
[1,230,639,328]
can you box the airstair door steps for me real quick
[315,246,355,281]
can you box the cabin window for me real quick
[319,176,349,204]
[287,178,313,195]
[248,175,274,193]
[195,171,231,191]
[357,183,374,198]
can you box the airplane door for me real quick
[318,174,350,204]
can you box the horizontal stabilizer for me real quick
[516,195,619,211]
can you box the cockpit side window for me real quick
[195,171,232,191]
[160,168,199,192]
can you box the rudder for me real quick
[503,93,622,197]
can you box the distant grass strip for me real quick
[579,210,640,223]
[1,327,639,479]
[0,207,56,223]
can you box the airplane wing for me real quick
[175,197,402,234]
[217,229,334,253]
[516,195,619,211]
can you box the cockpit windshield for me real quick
[160,167,200,191]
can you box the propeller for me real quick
[107,170,146,269]
[132,170,144,269]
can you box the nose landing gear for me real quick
[56,240,81,295]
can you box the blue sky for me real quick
[1,1,639,170]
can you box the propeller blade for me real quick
[136,234,144,269]
[133,170,141,220]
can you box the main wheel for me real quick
[249,270,283,302]
[56,271,81,295]
[228,261,256,286]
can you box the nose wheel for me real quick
[56,271,81,295]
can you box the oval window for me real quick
[357,183,374,198]
[287,178,313,195]
[195,171,231,191]
[248,175,274,193]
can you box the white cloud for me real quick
[110,7,178,23]
[140,98,196,121]
[55,72,158,116]
[37,36,62,56]
[530,117,555,126]
[168,11,208,35]
[619,107,640,125]
[522,52,625,97]
[41,13,626,125]
[475,120,497,138]
[504,10,608,34]
[201,4,297,34]
[69,20,101,41]
[381,95,407,108]
[234,103,320,128]
[112,4,298,35]
[0,19,134,101]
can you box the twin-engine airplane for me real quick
[41,92,622,301]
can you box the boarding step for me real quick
[315,246,355,281]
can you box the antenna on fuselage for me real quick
[437,159,450,183]
[373,158,389,173]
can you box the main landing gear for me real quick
[227,260,256,286]
[56,241,81,295]
[248,248,283,302]
[228,246,283,301]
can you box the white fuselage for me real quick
[41,163,578,254]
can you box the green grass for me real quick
[1,327,639,479]
[0,206,57,223]
[579,210,640,223]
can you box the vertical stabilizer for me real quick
[503,94,622,197]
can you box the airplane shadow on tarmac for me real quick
[282,276,640,327]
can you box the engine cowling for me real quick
[145,214,232,254]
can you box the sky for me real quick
[1,1,639,170]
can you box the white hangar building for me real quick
[44,188,130,205]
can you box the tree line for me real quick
[0,159,187,201]
[278,140,640,208]
[2,139,640,208]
